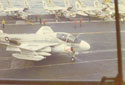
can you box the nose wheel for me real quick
[71,54,76,62]
[72,57,75,62]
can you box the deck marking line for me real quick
[2,58,125,71]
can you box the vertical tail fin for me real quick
[36,26,54,35]
[94,0,102,8]
[24,0,30,9]
[7,0,13,8]
[0,0,4,10]
[42,0,48,9]
[64,0,72,8]
[122,0,125,5]
[48,0,56,7]
[75,0,86,11]
[104,0,111,4]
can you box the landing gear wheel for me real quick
[71,54,75,62]
[71,46,76,62]
[72,58,75,62]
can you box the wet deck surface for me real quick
[0,21,125,81]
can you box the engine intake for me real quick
[9,40,21,45]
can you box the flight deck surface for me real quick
[0,21,125,81]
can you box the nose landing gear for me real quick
[71,51,76,62]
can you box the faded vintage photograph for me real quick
[0,0,124,84]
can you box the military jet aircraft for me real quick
[0,26,90,62]
[75,0,114,20]
[42,0,76,18]
[0,0,31,20]
[94,0,103,8]
[101,0,125,21]
[0,0,4,12]
[122,0,125,5]
[75,0,103,17]
[93,0,115,20]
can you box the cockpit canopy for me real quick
[56,33,76,43]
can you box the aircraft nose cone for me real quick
[80,40,90,50]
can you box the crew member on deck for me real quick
[2,19,6,29]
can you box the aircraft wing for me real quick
[0,41,10,47]
[0,41,59,61]
[0,41,58,52]
[0,26,60,61]
[12,42,59,61]
[19,42,58,51]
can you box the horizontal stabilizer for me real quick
[6,46,21,51]
[12,53,46,61]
